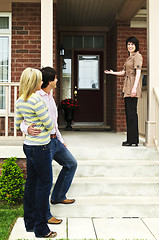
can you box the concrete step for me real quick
[50,196,159,218]
[52,160,159,178]
[53,177,159,196]
[68,145,159,160]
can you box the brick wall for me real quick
[12,3,41,82]
[12,2,58,83]
[107,21,147,132]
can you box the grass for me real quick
[0,202,23,240]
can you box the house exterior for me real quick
[0,0,158,150]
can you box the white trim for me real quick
[41,0,53,67]
[145,0,159,147]
[130,21,147,28]
[0,12,12,113]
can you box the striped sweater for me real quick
[16,93,53,145]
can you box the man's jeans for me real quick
[46,137,77,220]
[23,142,52,237]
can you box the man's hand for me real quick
[28,124,41,136]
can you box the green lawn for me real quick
[0,202,23,240]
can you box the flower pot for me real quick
[64,108,74,130]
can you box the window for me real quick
[63,35,104,49]
[0,13,11,110]
[62,51,72,99]
[78,55,99,90]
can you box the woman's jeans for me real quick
[125,97,139,144]
[23,142,52,237]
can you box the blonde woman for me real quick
[15,68,57,238]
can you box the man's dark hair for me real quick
[40,67,57,88]
[126,36,139,52]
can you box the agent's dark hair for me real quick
[126,36,139,52]
[40,67,57,88]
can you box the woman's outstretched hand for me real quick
[104,69,113,74]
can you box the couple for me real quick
[16,67,77,238]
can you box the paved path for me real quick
[9,217,159,240]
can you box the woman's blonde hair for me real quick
[19,67,42,101]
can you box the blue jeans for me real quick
[46,137,77,220]
[23,142,52,237]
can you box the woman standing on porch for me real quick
[15,68,57,238]
[104,36,143,146]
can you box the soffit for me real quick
[57,0,146,30]
[117,0,146,21]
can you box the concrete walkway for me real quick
[9,216,159,240]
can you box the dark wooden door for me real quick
[74,51,103,122]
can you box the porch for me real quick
[0,82,159,153]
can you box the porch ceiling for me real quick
[57,0,146,30]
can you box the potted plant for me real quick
[60,98,79,130]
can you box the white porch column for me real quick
[145,0,159,147]
[41,0,53,67]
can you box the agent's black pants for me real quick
[124,97,139,144]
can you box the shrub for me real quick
[0,157,25,204]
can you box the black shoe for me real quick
[122,141,138,147]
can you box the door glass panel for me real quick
[94,36,104,48]
[78,55,99,89]
[73,36,83,48]
[63,35,104,49]
[63,36,72,48]
[62,58,72,99]
[84,36,93,48]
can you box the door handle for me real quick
[74,86,77,98]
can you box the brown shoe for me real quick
[48,216,63,224]
[44,231,57,238]
[51,198,75,204]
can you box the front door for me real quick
[74,51,103,122]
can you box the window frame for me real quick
[0,12,12,113]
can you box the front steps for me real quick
[51,159,159,217]
[1,132,159,218]
[50,132,159,218]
